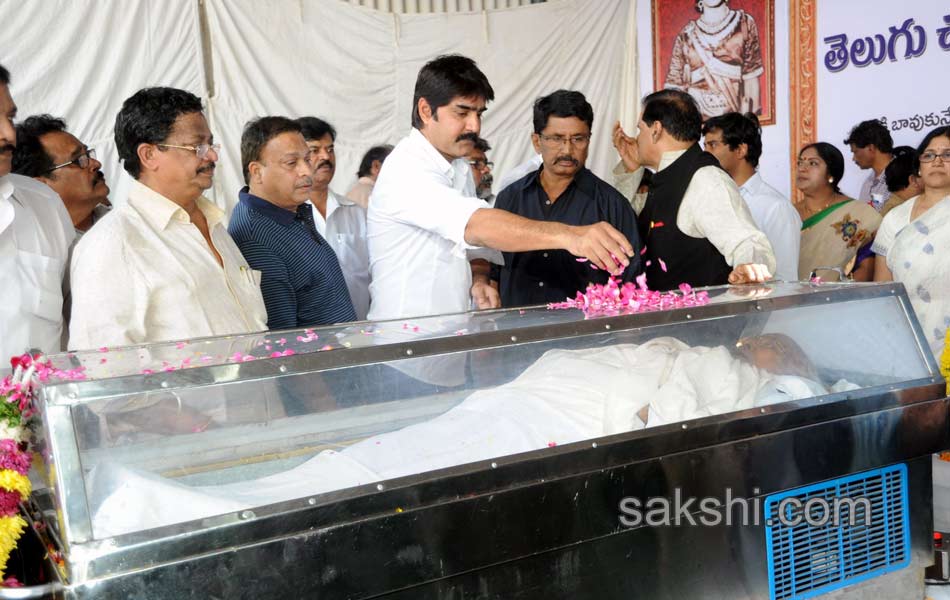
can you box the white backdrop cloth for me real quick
[0,0,206,208]
[205,0,636,212]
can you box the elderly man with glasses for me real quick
[466,137,494,205]
[0,64,75,358]
[490,90,642,308]
[12,115,111,241]
[68,87,267,349]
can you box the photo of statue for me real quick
[653,0,775,125]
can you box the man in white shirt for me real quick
[0,64,74,359]
[297,117,372,320]
[612,89,774,290]
[69,87,267,349]
[844,119,894,211]
[345,145,392,209]
[368,54,635,321]
[702,112,800,281]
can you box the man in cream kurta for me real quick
[69,87,266,350]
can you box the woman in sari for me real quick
[873,126,950,358]
[795,142,881,280]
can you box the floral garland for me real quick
[0,354,85,588]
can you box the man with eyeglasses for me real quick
[295,117,370,320]
[369,54,635,322]
[229,116,356,329]
[12,115,110,241]
[68,87,267,349]
[0,64,75,358]
[490,90,641,307]
[466,137,494,204]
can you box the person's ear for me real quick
[651,122,662,143]
[137,143,161,174]
[736,143,749,161]
[418,98,435,126]
[248,161,264,186]
[531,133,542,154]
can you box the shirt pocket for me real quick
[16,250,65,323]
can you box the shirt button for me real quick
[545,200,551,205]
[543,252,548,258]
[538,282,544,287]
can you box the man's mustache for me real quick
[314,160,333,170]
[0,144,15,153]
[456,132,478,143]
[197,164,215,174]
[555,155,579,165]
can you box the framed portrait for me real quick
[652,0,775,125]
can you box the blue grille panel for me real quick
[764,464,910,600]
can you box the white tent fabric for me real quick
[0,0,206,208]
[1,0,636,213]
[205,0,637,211]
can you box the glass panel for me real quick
[69,293,930,540]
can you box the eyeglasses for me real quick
[157,143,221,160]
[796,158,824,169]
[47,148,97,173]
[467,159,493,169]
[920,150,950,163]
[538,134,591,148]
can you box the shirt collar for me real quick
[656,148,690,173]
[128,179,224,230]
[739,171,763,197]
[0,176,12,203]
[519,165,595,196]
[239,187,297,226]
[409,128,455,177]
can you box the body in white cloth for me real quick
[88,336,853,538]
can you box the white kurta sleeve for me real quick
[677,166,777,274]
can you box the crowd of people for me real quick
[1,54,948,362]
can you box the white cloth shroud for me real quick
[89,337,853,538]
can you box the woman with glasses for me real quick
[873,126,950,358]
[794,142,881,281]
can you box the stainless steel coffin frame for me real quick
[32,282,944,596]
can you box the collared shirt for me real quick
[345,176,375,209]
[309,190,371,319]
[0,174,74,358]
[492,167,641,307]
[496,153,543,194]
[367,128,500,321]
[230,188,356,330]
[739,172,801,281]
[614,149,776,274]
[859,169,891,212]
[69,179,267,349]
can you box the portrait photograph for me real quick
[652,0,776,125]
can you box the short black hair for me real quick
[114,87,204,179]
[241,116,302,184]
[472,137,491,153]
[11,115,68,177]
[885,146,919,193]
[641,89,702,142]
[843,119,893,153]
[702,111,762,167]
[532,90,594,135]
[295,116,336,142]
[356,144,393,178]
[0,64,9,86]
[411,54,494,129]
[917,125,950,156]
[800,142,845,193]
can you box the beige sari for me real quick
[798,199,882,280]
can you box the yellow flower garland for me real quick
[0,470,30,501]
[0,515,26,579]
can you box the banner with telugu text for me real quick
[815,1,950,199]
